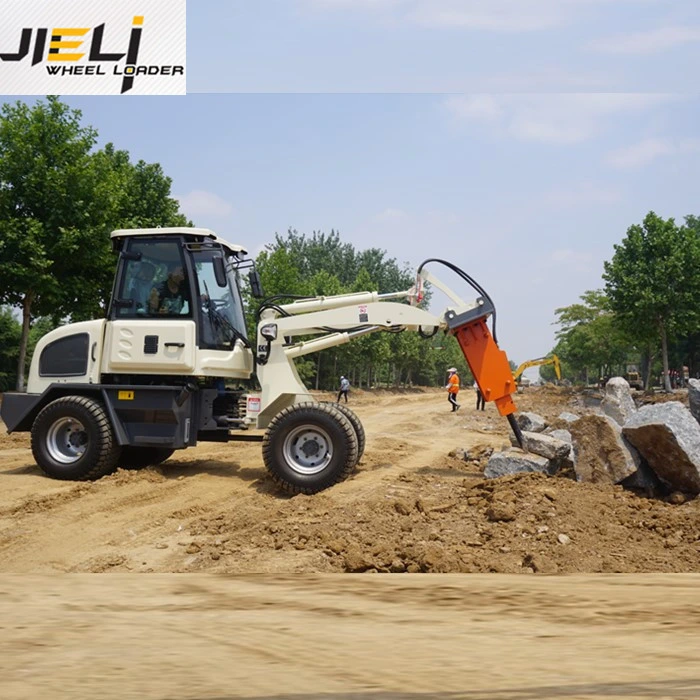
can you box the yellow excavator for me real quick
[513,354,561,391]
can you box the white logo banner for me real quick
[0,0,186,95]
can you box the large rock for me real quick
[688,378,700,425]
[548,429,572,444]
[569,414,641,484]
[516,412,547,433]
[484,451,551,478]
[601,377,637,426]
[622,402,700,494]
[558,412,580,424]
[547,429,576,472]
[620,460,665,494]
[509,431,571,461]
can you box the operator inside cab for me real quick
[148,263,191,315]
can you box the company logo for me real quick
[0,1,185,95]
[0,16,182,93]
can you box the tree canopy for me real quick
[252,228,473,390]
[603,212,700,391]
[0,96,189,389]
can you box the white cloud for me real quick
[374,207,410,222]
[406,0,565,32]
[605,138,674,168]
[606,137,700,168]
[444,93,676,144]
[175,190,234,218]
[680,138,700,152]
[306,0,660,33]
[589,26,700,54]
[443,95,503,122]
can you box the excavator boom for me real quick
[513,354,561,383]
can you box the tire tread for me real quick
[262,401,358,495]
[31,395,120,481]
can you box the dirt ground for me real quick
[2,574,700,700]
[0,386,698,574]
[1,386,700,699]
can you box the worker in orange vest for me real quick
[445,367,461,412]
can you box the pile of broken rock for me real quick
[485,377,700,499]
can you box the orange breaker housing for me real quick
[445,298,525,446]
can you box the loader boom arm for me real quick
[253,262,523,446]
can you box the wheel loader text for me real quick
[45,65,184,76]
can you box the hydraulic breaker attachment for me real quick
[446,298,525,449]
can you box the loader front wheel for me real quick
[31,395,120,481]
[322,401,365,461]
[118,447,175,470]
[262,402,359,494]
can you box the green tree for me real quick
[0,97,104,389]
[0,97,190,389]
[603,212,700,391]
[0,308,21,392]
[67,144,190,322]
[551,290,634,385]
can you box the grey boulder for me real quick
[622,402,700,494]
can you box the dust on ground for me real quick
[0,386,698,574]
[2,573,700,700]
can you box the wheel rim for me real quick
[46,417,88,464]
[282,424,333,475]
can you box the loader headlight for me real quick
[261,323,278,342]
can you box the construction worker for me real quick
[337,376,350,403]
[446,367,460,412]
[474,381,485,411]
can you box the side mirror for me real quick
[249,269,264,298]
[213,256,227,287]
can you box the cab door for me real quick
[104,236,197,375]
[102,319,196,373]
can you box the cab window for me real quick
[115,239,192,319]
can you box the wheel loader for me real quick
[0,227,524,494]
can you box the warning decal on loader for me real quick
[118,391,135,400]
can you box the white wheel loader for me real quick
[1,227,524,494]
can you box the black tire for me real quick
[31,395,121,481]
[262,402,359,495]
[118,447,175,470]
[322,401,365,461]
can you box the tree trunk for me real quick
[641,346,650,389]
[16,294,33,392]
[660,320,671,392]
[642,343,657,390]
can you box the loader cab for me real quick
[104,228,255,381]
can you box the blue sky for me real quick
[3,0,700,376]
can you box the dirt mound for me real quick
[184,470,699,574]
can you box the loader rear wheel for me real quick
[118,447,175,470]
[322,402,365,461]
[262,402,359,495]
[31,396,120,481]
